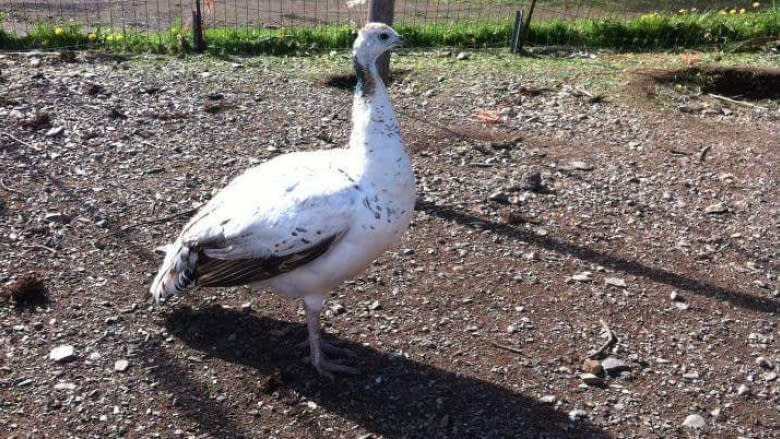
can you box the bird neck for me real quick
[349,54,402,158]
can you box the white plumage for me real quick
[150,23,414,377]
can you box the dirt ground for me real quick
[0,49,778,438]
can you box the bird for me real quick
[149,23,414,377]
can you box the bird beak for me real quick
[394,36,406,48]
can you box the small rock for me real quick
[54,382,77,391]
[368,300,381,311]
[45,126,65,137]
[682,371,700,379]
[568,409,587,421]
[682,414,706,428]
[540,395,557,404]
[49,345,75,362]
[506,325,517,334]
[582,358,603,375]
[488,191,509,203]
[669,291,682,301]
[114,359,130,372]
[604,277,626,288]
[737,384,750,396]
[755,356,773,369]
[580,373,604,386]
[523,170,545,193]
[674,301,690,311]
[456,51,470,60]
[710,407,722,419]
[569,161,594,171]
[704,202,728,214]
[763,371,777,382]
[602,357,629,373]
[570,271,593,282]
[44,212,71,224]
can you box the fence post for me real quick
[510,10,524,53]
[517,0,537,52]
[193,0,205,52]
[368,0,395,84]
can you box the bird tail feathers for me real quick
[149,240,198,303]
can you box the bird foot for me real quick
[296,338,357,359]
[311,356,360,379]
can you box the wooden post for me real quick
[193,0,205,52]
[510,10,524,53]
[368,0,395,84]
[517,0,537,52]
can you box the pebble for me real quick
[580,373,604,386]
[682,371,700,380]
[682,414,706,428]
[674,301,689,311]
[456,51,470,60]
[704,202,728,214]
[570,271,593,282]
[488,191,509,203]
[602,357,629,373]
[540,395,557,404]
[569,160,594,171]
[49,345,75,362]
[54,382,77,391]
[114,359,130,372]
[582,358,603,375]
[604,277,626,288]
[568,409,587,421]
[755,356,773,369]
[669,291,682,301]
[368,300,381,311]
[45,126,65,137]
[763,372,777,382]
[737,384,750,396]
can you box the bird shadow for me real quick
[415,200,779,316]
[152,305,612,439]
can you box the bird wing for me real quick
[178,151,357,287]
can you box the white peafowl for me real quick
[149,23,414,377]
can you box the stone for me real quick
[368,300,381,311]
[682,414,706,428]
[763,372,777,382]
[737,384,750,396]
[114,359,130,372]
[602,357,629,373]
[568,409,587,421]
[580,373,604,386]
[755,356,773,369]
[570,161,594,171]
[704,202,728,214]
[54,382,77,391]
[49,345,75,362]
[570,271,593,282]
[582,358,603,375]
[540,395,557,404]
[604,277,626,288]
[682,371,700,379]
[456,51,470,60]
[45,126,65,137]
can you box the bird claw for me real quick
[312,357,360,379]
[297,338,357,359]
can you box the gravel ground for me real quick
[0,50,778,438]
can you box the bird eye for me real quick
[379,33,389,41]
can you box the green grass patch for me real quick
[0,9,778,54]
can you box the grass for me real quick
[0,9,778,54]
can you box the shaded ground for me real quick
[0,50,778,438]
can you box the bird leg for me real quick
[303,296,359,378]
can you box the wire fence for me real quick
[1,1,777,49]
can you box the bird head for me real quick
[352,22,405,67]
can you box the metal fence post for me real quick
[368,0,395,84]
